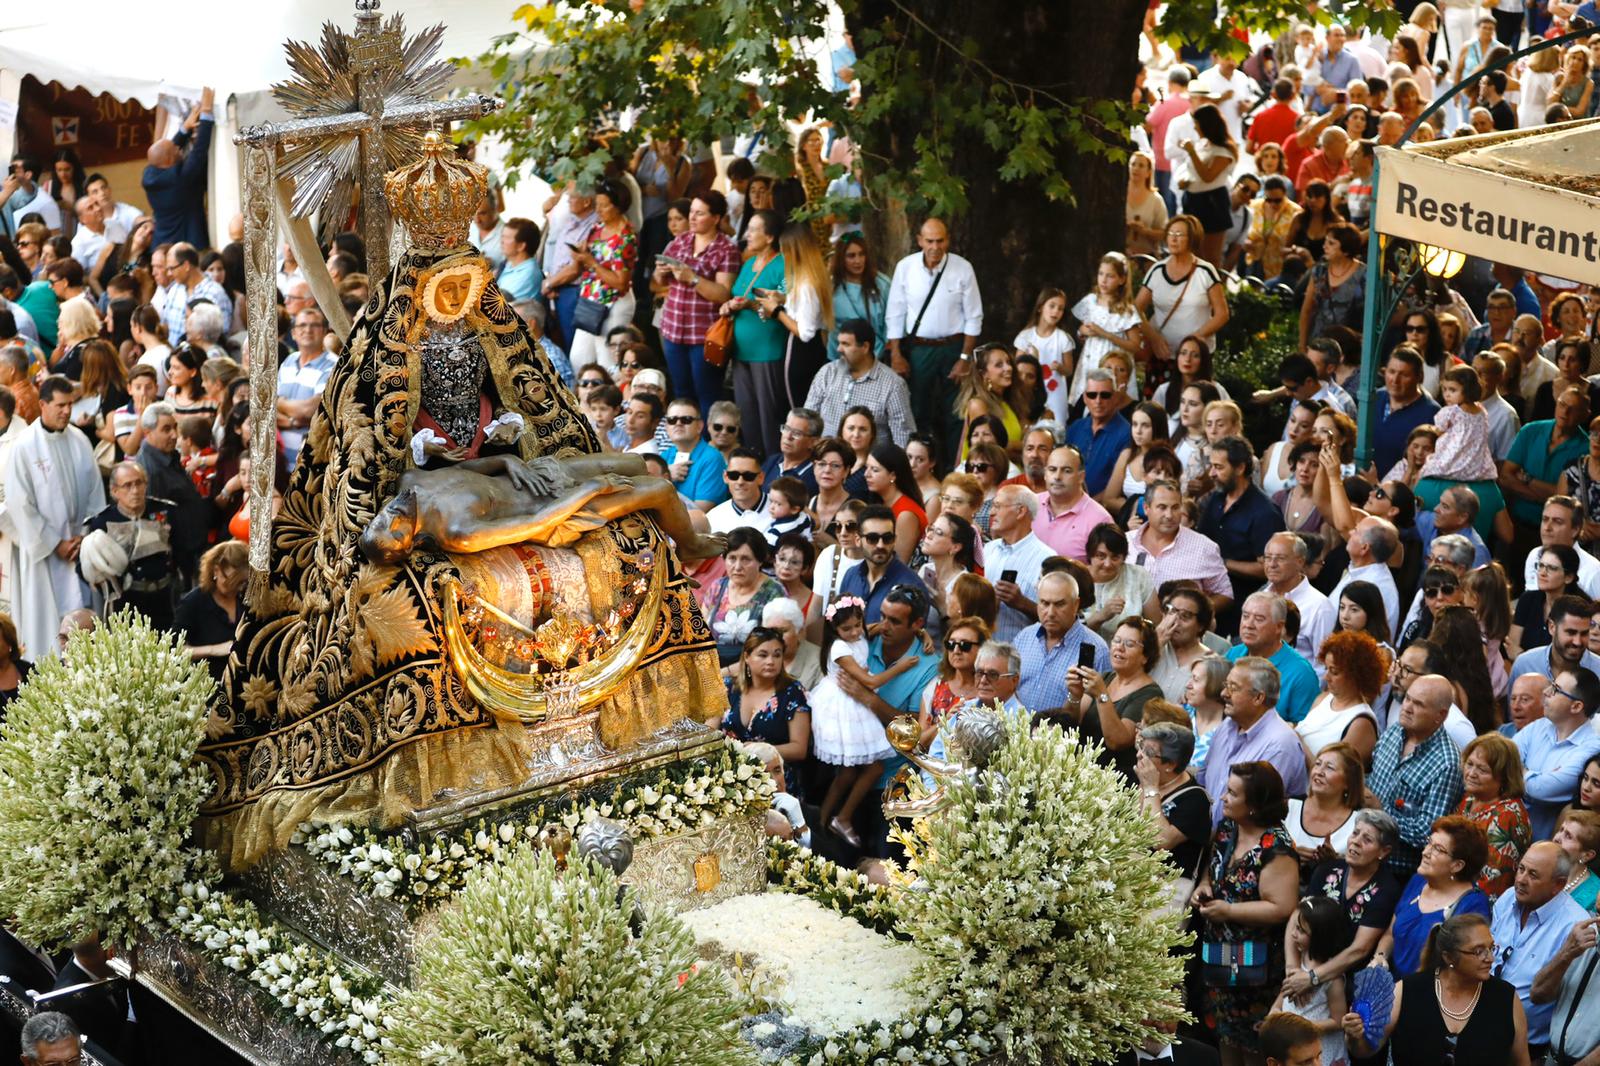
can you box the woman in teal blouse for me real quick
[723,208,788,445]
[828,233,889,361]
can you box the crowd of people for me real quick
[5,9,1600,1066]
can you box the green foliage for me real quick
[463,0,835,190]
[1213,282,1303,453]
[1156,0,1401,62]
[892,713,1190,1065]
[0,612,216,951]
[383,846,758,1066]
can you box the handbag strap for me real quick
[1155,264,1196,334]
[908,262,949,339]
[1557,949,1600,1057]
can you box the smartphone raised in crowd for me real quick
[1077,642,1098,670]
[999,569,1018,586]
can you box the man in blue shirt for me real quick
[838,505,927,623]
[1415,486,1492,567]
[1016,572,1110,715]
[834,584,941,857]
[142,88,215,250]
[1515,662,1600,840]
[1490,842,1591,1053]
[1224,591,1319,724]
[1372,347,1440,475]
[1064,369,1131,498]
[1308,26,1363,113]
[658,398,728,511]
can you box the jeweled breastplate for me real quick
[418,324,489,446]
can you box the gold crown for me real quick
[383,130,488,252]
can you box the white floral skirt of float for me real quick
[676,890,926,1036]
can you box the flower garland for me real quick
[168,882,393,1065]
[763,839,903,938]
[295,745,774,910]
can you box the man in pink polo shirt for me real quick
[1127,477,1234,617]
[1033,445,1112,562]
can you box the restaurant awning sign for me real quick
[1375,119,1600,286]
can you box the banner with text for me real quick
[1375,146,1600,286]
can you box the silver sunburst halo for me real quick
[271,7,455,226]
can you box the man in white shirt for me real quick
[1522,496,1600,598]
[1263,531,1332,664]
[1327,515,1402,637]
[704,448,772,537]
[983,484,1058,642]
[1473,350,1521,459]
[85,173,143,235]
[68,197,127,274]
[1162,89,1208,190]
[1195,51,1259,146]
[884,218,982,453]
[470,192,506,273]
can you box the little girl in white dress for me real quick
[810,596,916,848]
[1272,896,1350,1066]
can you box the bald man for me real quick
[143,87,215,248]
[1368,673,1464,876]
[884,217,983,454]
[1491,840,1589,1054]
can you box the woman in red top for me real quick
[864,442,927,563]
[917,615,989,746]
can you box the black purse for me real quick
[571,296,610,337]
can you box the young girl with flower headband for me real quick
[810,595,917,849]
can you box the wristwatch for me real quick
[1309,969,1322,989]
[1097,692,1111,704]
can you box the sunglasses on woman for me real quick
[826,520,859,534]
[966,462,990,474]
[944,638,977,652]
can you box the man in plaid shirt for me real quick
[1367,673,1463,877]
[161,242,232,344]
[803,318,915,446]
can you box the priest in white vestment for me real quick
[0,378,105,660]
[0,394,27,620]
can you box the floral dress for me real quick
[700,576,786,665]
[1456,795,1532,901]
[577,220,639,306]
[1203,820,1296,1050]
[720,678,810,796]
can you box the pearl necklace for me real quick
[1435,976,1481,1023]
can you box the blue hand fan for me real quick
[1352,964,1395,1048]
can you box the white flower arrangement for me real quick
[0,613,217,952]
[892,710,1192,1065]
[168,882,393,1064]
[382,845,760,1066]
[296,745,774,910]
[677,892,925,1036]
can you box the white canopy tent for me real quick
[0,0,551,241]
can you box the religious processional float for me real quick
[0,5,1189,1063]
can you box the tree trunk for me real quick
[851,0,1146,334]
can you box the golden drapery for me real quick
[198,247,725,871]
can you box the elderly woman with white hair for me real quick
[761,597,822,689]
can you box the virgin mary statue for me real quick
[197,135,724,870]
